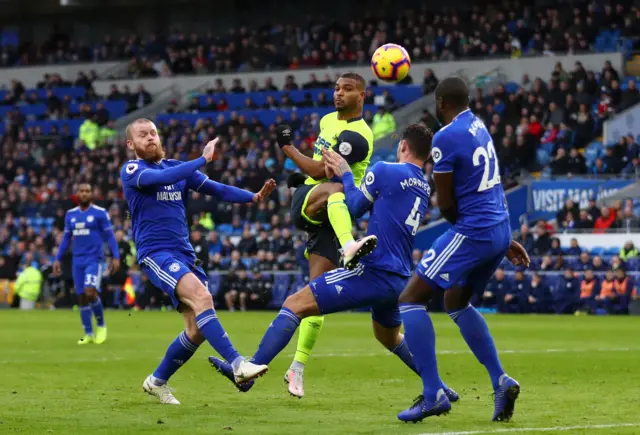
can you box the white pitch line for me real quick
[416,422,640,435]
[303,347,638,358]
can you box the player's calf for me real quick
[176,273,268,384]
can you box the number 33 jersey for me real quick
[359,161,430,278]
[431,109,509,236]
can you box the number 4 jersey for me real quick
[358,161,430,277]
[431,109,509,236]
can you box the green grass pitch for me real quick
[1,311,639,435]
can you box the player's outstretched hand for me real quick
[253,179,277,203]
[276,125,292,148]
[202,137,219,163]
[110,258,120,274]
[52,260,61,276]
[506,240,531,268]
[322,148,351,177]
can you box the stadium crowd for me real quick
[2,1,638,75]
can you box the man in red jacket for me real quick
[593,207,617,233]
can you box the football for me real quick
[370,43,411,83]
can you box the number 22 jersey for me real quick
[430,109,509,236]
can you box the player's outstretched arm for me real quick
[323,149,374,218]
[193,176,277,204]
[135,138,218,188]
[276,125,326,180]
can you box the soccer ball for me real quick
[371,44,411,83]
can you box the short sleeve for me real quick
[63,212,71,233]
[332,130,370,165]
[186,170,209,192]
[359,162,385,203]
[121,161,146,189]
[431,131,456,173]
[98,209,113,232]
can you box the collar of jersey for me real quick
[343,116,362,123]
[452,108,472,122]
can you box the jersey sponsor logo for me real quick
[365,171,375,185]
[335,285,343,294]
[431,147,442,163]
[338,142,352,156]
[169,262,180,273]
[157,191,183,201]
[87,215,94,223]
[73,222,90,236]
[440,273,450,282]
[126,163,138,174]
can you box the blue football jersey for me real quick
[431,109,509,235]
[359,162,430,277]
[63,205,113,264]
[121,159,208,262]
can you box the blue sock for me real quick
[79,306,93,335]
[449,305,504,390]
[195,309,241,364]
[392,335,450,391]
[391,336,419,374]
[152,331,200,385]
[399,303,442,400]
[91,297,105,327]
[252,307,300,365]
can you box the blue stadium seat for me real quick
[605,247,620,255]
[217,224,233,233]
[590,246,605,256]
[537,149,550,166]
[268,275,291,309]
[626,258,640,270]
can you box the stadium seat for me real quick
[605,247,620,255]
[590,247,605,256]
[537,149,550,166]
[207,273,222,298]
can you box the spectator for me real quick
[619,241,639,261]
[499,268,528,313]
[566,238,582,256]
[191,230,209,271]
[480,267,509,309]
[224,265,249,312]
[577,269,599,314]
[526,272,552,314]
[12,261,42,310]
[592,256,609,272]
[516,223,534,253]
[532,221,551,255]
[615,208,640,232]
[575,210,594,231]
[422,69,439,95]
[595,270,621,313]
[593,207,617,233]
[371,106,396,140]
[553,268,580,314]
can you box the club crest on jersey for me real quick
[87,215,94,223]
[338,142,352,156]
[126,163,138,174]
[431,147,442,163]
[169,263,180,273]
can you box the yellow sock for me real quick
[293,316,325,365]
[327,192,354,248]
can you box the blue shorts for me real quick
[416,220,511,293]
[310,264,408,328]
[140,252,208,309]
[72,262,104,295]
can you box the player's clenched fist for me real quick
[202,137,219,163]
[253,179,277,203]
[276,125,292,148]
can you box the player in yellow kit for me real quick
[210,73,378,397]
[278,73,377,399]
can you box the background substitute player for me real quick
[54,183,120,345]
[211,72,377,397]
[121,118,275,405]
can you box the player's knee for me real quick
[282,287,319,318]
[372,322,401,350]
[189,287,213,313]
[84,288,97,300]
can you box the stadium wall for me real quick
[603,101,640,144]
[81,53,624,96]
[0,61,122,86]
[556,233,640,249]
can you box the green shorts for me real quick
[290,184,341,266]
